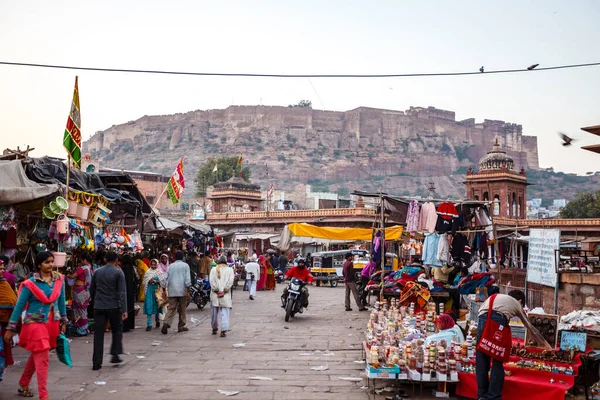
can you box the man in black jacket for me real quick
[90,251,127,370]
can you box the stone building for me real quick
[207,177,262,213]
[464,138,529,219]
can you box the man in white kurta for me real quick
[244,255,260,300]
[209,255,234,337]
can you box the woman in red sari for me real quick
[4,251,66,399]
[256,255,267,291]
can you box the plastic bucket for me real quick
[67,201,78,217]
[52,251,67,268]
[76,204,90,220]
[56,214,69,234]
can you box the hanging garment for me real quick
[422,233,442,266]
[436,233,450,265]
[435,216,453,233]
[450,233,470,263]
[436,202,458,220]
[406,200,420,233]
[475,207,494,240]
[418,202,437,233]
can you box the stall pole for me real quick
[379,192,386,304]
[554,249,560,314]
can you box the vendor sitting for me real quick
[425,313,465,345]
[432,264,455,284]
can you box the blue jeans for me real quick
[476,312,507,400]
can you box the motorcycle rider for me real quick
[281,258,313,309]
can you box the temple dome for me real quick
[478,138,514,171]
[212,176,260,191]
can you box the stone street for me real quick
[1,283,376,400]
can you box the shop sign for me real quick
[526,229,560,287]
[560,331,587,352]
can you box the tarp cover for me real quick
[277,223,404,251]
[0,160,61,205]
[26,157,146,208]
[288,223,403,241]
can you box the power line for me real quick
[0,61,599,79]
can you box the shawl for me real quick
[158,254,169,274]
[142,267,163,293]
[136,259,150,301]
[0,279,17,309]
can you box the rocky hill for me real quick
[82,105,593,202]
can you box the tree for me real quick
[560,191,600,218]
[195,156,252,196]
[288,100,312,108]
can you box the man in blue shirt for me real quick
[161,251,191,334]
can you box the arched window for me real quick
[512,192,517,216]
[506,194,511,216]
[518,196,523,218]
[86,164,96,173]
[483,192,489,201]
[493,195,500,216]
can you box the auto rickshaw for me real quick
[310,249,368,287]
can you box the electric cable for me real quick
[0,61,599,78]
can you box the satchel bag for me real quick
[476,294,512,362]
[155,287,168,308]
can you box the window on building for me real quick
[493,195,500,216]
[512,192,517,217]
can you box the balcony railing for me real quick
[203,207,376,220]
[494,217,600,227]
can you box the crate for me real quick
[365,364,400,379]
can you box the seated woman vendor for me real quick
[425,313,464,345]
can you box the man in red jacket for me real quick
[281,258,313,309]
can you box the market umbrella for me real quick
[266,249,277,254]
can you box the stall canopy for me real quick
[277,223,404,251]
[0,160,61,205]
[148,216,212,235]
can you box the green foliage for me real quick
[441,143,452,153]
[256,145,264,151]
[256,137,262,144]
[333,150,341,158]
[277,154,286,162]
[454,146,471,161]
[560,191,600,218]
[337,186,350,197]
[220,137,226,144]
[288,100,312,108]
[194,156,252,196]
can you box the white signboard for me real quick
[526,229,560,287]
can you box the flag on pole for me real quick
[63,76,82,168]
[212,163,218,173]
[167,158,185,204]
[237,153,243,166]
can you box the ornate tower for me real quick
[465,138,529,219]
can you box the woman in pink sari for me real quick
[256,255,267,291]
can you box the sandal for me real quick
[220,331,227,337]
[212,328,218,335]
[18,386,34,397]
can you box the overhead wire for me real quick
[1,61,599,78]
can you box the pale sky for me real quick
[1,0,599,174]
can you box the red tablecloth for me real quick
[456,369,572,400]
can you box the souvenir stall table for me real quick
[456,342,584,400]
[363,301,468,398]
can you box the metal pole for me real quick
[553,249,559,314]
[66,155,71,199]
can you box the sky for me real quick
[1,0,599,174]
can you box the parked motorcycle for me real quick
[283,278,307,322]
[187,272,210,309]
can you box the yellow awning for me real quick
[287,223,403,241]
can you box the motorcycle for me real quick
[283,277,307,322]
[187,272,210,310]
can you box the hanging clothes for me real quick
[406,200,421,233]
[422,234,442,266]
[436,233,450,265]
[450,233,470,264]
[437,202,458,220]
[418,202,437,233]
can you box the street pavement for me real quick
[1,283,380,400]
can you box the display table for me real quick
[456,351,583,400]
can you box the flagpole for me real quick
[66,154,71,198]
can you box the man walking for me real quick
[342,253,366,312]
[90,251,127,370]
[210,255,234,337]
[161,251,192,334]
[244,255,260,300]
[278,252,288,273]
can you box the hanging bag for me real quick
[476,294,512,362]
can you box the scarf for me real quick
[158,254,169,274]
[0,279,17,309]
[142,267,163,292]
[22,275,64,304]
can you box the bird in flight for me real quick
[527,64,540,70]
[479,66,484,73]
[558,132,575,146]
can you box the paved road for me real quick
[2,284,377,400]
